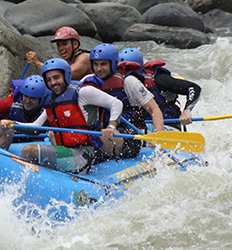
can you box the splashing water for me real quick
[1,38,232,249]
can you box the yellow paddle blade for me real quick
[134,131,205,153]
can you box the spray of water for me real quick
[1,38,232,249]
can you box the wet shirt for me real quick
[124,75,154,107]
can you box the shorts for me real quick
[37,144,95,173]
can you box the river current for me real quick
[1,38,232,250]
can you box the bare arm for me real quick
[124,75,164,131]
[0,110,47,128]
[25,51,43,68]
[71,53,92,80]
[143,98,164,131]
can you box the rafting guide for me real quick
[26,26,92,81]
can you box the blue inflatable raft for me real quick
[0,142,203,223]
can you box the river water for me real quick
[1,38,232,250]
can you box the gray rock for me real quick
[81,0,98,2]
[4,0,97,37]
[143,3,205,32]
[2,0,25,3]
[97,0,185,13]
[202,9,232,28]
[80,2,142,42]
[186,0,232,14]
[0,18,42,96]
[79,35,102,50]
[0,2,20,34]
[202,9,232,36]
[60,0,82,3]
[122,23,210,49]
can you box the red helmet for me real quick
[51,26,80,43]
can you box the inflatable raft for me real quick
[0,141,203,223]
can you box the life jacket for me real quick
[8,98,43,123]
[80,74,104,89]
[121,59,181,120]
[44,85,90,147]
[8,98,45,141]
[145,60,181,119]
[102,64,146,129]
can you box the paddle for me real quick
[19,63,30,79]
[11,63,31,99]
[120,116,144,134]
[146,114,232,125]
[119,117,198,169]
[13,124,205,153]
[14,133,48,140]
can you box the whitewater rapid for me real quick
[1,38,232,250]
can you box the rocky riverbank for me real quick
[0,0,231,95]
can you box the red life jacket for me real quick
[143,59,166,88]
[118,60,181,121]
[102,72,124,91]
[118,61,142,77]
[45,86,90,147]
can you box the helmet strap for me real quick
[70,40,81,63]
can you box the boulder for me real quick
[2,0,25,3]
[60,0,82,3]
[97,0,185,13]
[202,9,232,36]
[0,18,41,96]
[4,0,97,37]
[122,23,210,49]
[187,0,232,14]
[143,3,206,32]
[80,2,141,42]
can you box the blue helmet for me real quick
[11,79,25,98]
[90,43,119,74]
[41,58,71,86]
[20,75,47,99]
[119,48,144,66]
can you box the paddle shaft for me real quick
[14,124,135,140]
[14,133,48,139]
[120,116,144,134]
[19,63,30,79]
[146,114,232,125]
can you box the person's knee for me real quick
[0,127,14,150]
[21,144,39,163]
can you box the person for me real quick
[88,43,164,156]
[0,79,25,120]
[25,26,92,80]
[0,75,49,149]
[89,43,164,130]
[1,58,123,173]
[8,75,49,123]
[118,48,202,130]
